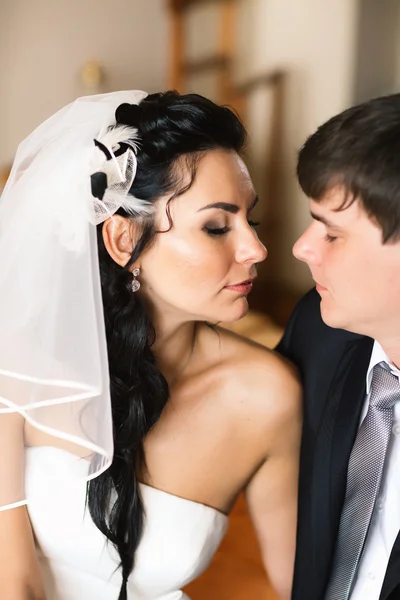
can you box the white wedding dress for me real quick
[25,447,228,600]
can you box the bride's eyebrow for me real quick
[198,202,239,214]
[198,195,259,214]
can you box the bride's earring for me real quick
[131,267,140,292]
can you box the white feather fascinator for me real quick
[90,125,153,225]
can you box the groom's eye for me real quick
[325,234,337,243]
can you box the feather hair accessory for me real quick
[90,125,153,225]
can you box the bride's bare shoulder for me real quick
[201,324,300,408]
[206,325,301,452]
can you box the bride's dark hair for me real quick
[87,91,247,599]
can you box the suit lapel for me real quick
[310,336,373,595]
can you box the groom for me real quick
[277,94,400,600]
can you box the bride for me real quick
[0,90,301,600]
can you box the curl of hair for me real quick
[87,91,247,598]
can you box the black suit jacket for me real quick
[276,288,400,600]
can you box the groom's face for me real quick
[292,186,400,338]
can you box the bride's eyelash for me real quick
[204,225,231,236]
[203,219,260,237]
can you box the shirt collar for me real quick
[366,340,400,394]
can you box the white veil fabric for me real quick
[0,90,148,510]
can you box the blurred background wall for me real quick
[0,0,398,305]
[0,0,168,166]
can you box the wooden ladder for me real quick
[167,0,237,106]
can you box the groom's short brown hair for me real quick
[297,93,400,243]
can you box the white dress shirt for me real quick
[350,341,400,599]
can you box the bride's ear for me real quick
[102,215,139,268]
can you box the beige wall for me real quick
[0,0,168,166]
[236,0,360,292]
[354,0,400,102]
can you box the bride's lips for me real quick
[224,278,255,295]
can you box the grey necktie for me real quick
[325,362,399,600]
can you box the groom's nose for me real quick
[293,225,320,266]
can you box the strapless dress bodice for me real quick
[25,447,228,600]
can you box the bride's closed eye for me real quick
[203,224,231,236]
[203,219,260,237]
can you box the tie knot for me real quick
[370,362,399,410]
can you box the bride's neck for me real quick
[152,317,198,387]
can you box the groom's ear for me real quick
[102,215,140,267]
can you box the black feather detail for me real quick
[91,171,108,200]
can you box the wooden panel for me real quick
[183,55,231,75]
[217,0,236,102]
[169,0,235,10]
[168,5,185,90]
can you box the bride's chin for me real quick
[219,297,250,323]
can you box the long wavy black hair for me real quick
[87,91,247,599]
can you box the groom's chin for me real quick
[319,299,348,331]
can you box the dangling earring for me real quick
[131,267,140,292]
